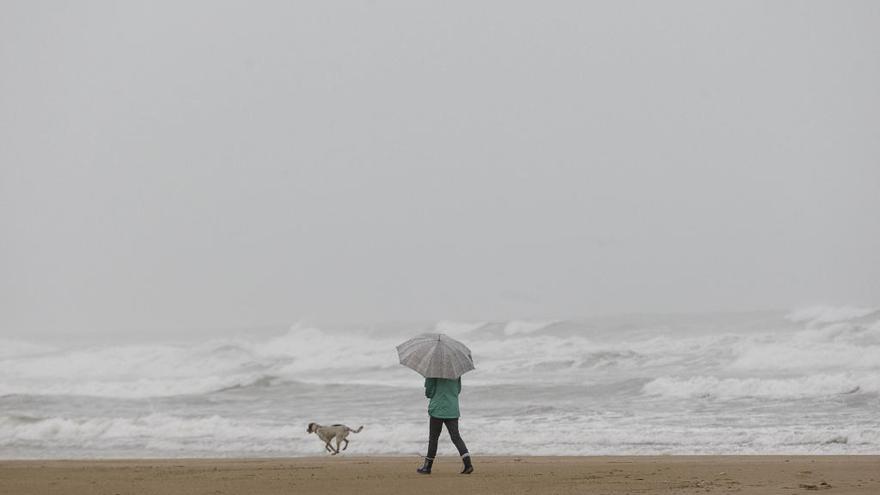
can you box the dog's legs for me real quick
[325,441,338,455]
[342,438,349,451]
[334,437,343,454]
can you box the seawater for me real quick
[1,306,878,458]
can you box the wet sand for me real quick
[1,456,878,494]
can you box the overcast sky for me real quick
[2,1,879,337]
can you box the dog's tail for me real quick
[349,425,364,433]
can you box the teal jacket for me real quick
[424,377,461,419]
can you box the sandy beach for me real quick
[1,456,877,494]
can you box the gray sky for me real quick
[2,1,879,337]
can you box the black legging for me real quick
[426,416,469,459]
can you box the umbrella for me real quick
[396,333,475,379]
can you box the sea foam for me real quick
[1,306,878,457]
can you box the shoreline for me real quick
[2,455,879,494]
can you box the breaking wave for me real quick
[643,373,878,399]
[1,305,878,457]
[2,307,880,399]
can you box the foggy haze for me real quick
[2,1,878,337]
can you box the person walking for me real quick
[396,333,475,475]
[416,376,473,475]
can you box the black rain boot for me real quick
[417,457,433,474]
[460,453,473,474]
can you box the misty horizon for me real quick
[3,1,878,338]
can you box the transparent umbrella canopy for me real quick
[396,333,475,379]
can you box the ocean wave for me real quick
[642,373,880,399]
[3,307,879,457]
[0,413,299,451]
[2,307,879,398]
[3,412,877,458]
[502,320,558,336]
[786,305,877,325]
[0,328,646,397]
[0,325,405,398]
